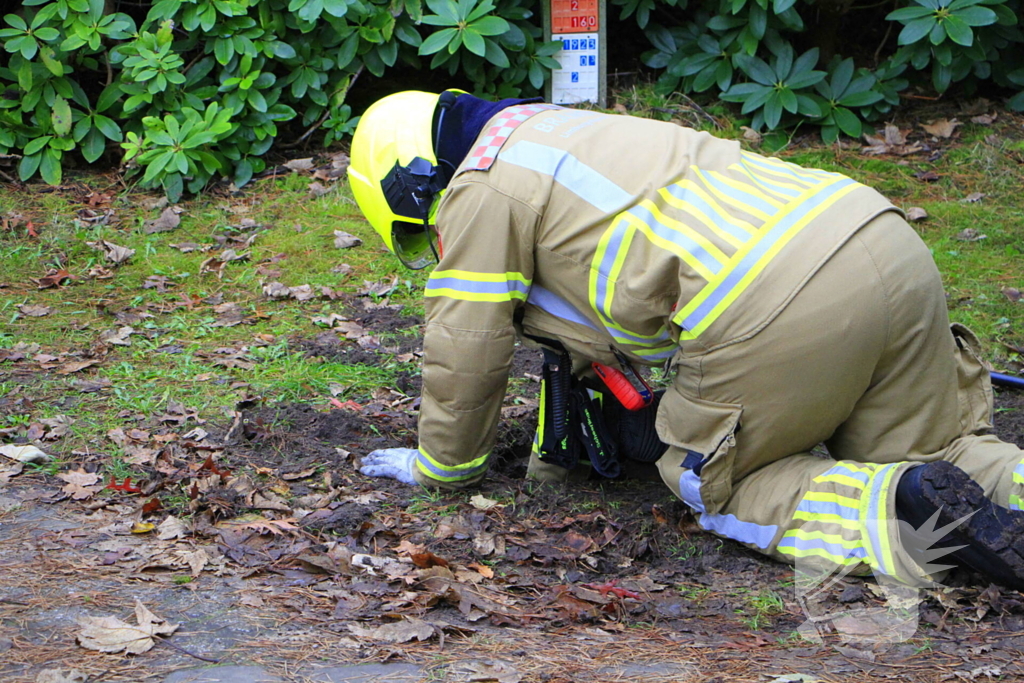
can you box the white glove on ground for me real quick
[359,448,418,485]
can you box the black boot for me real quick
[895,460,1024,591]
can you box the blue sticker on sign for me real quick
[571,72,579,82]
[579,56,586,66]
[571,39,578,49]
[563,39,570,49]
[589,55,596,66]
[589,39,596,49]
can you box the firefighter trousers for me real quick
[655,211,1024,583]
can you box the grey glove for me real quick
[359,448,418,485]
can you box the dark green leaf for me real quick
[779,86,798,113]
[942,15,974,44]
[838,89,883,106]
[51,96,72,136]
[419,27,457,54]
[830,58,854,97]
[763,92,783,128]
[471,16,508,36]
[463,28,486,56]
[886,6,934,20]
[739,54,776,85]
[647,24,676,54]
[774,0,797,13]
[955,5,996,25]
[483,37,508,67]
[898,17,934,44]
[82,127,105,163]
[40,147,61,185]
[833,106,862,137]
[19,153,42,180]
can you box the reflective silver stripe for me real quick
[527,284,600,331]
[699,513,778,550]
[499,141,632,214]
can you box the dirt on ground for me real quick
[3,303,1024,682]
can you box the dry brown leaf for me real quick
[463,660,523,683]
[0,444,53,463]
[56,359,101,374]
[17,304,52,317]
[157,515,188,540]
[39,415,74,440]
[741,126,762,144]
[470,494,500,510]
[0,459,24,484]
[100,326,134,346]
[31,268,72,289]
[77,600,179,654]
[143,206,182,233]
[971,113,997,125]
[468,562,495,579]
[954,228,987,242]
[57,468,103,500]
[905,207,928,222]
[87,240,135,264]
[238,592,265,608]
[348,618,434,643]
[284,157,315,172]
[178,548,209,577]
[962,192,985,203]
[333,230,362,249]
[308,181,332,198]
[921,118,960,138]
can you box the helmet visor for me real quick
[392,221,438,270]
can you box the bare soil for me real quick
[2,303,1024,682]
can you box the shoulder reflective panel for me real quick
[672,173,859,339]
[425,270,531,303]
[498,141,633,215]
[464,104,562,171]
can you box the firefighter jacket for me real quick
[411,104,900,487]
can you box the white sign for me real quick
[550,32,600,105]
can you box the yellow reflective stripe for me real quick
[859,463,902,579]
[677,177,859,339]
[426,269,531,303]
[784,528,862,548]
[1011,494,1023,511]
[598,218,637,319]
[743,152,833,184]
[694,170,773,222]
[815,473,869,490]
[590,215,624,320]
[792,510,861,531]
[627,202,727,276]
[801,491,861,510]
[658,183,754,247]
[729,162,810,202]
[415,447,489,482]
[703,169,786,211]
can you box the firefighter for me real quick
[348,90,1024,590]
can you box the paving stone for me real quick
[162,665,283,683]
[305,663,424,682]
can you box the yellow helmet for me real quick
[348,90,454,270]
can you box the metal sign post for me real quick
[543,0,606,108]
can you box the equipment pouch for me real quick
[570,386,621,479]
[535,348,580,470]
